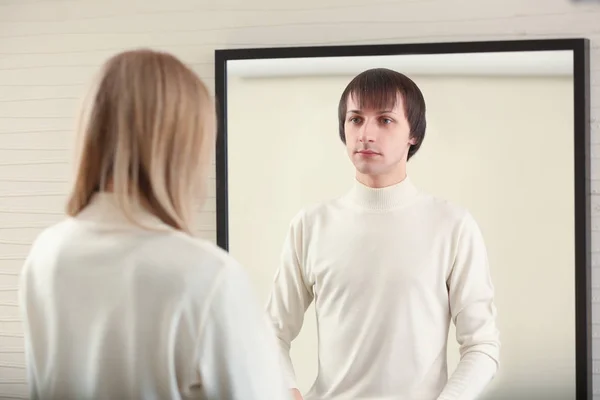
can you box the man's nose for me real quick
[358,119,376,142]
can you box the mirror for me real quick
[214,39,591,400]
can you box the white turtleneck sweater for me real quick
[19,192,291,400]
[266,177,501,400]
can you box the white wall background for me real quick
[0,0,599,399]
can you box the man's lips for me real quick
[356,150,380,155]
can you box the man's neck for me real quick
[356,170,407,189]
[347,173,418,211]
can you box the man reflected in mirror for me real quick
[265,68,501,400]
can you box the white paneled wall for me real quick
[0,0,599,398]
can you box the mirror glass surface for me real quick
[223,49,578,400]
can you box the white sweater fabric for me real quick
[19,192,291,400]
[266,176,501,400]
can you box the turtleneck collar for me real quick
[345,176,420,211]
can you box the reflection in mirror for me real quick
[216,42,590,400]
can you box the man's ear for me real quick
[408,135,417,145]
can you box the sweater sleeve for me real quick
[195,261,292,400]
[18,256,40,400]
[442,211,501,399]
[437,352,497,400]
[265,213,315,390]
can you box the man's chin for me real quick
[354,165,385,176]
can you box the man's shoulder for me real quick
[417,192,475,227]
[287,195,347,227]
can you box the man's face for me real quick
[343,93,415,181]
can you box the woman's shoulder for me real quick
[158,230,239,272]
[26,216,244,284]
[137,229,254,301]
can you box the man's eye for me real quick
[349,117,361,123]
[381,118,392,124]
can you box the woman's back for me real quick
[19,48,290,400]
[20,192,289,399]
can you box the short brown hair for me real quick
[66,48,216,234]
[338,68,426,160]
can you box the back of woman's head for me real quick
[66,48,215,234]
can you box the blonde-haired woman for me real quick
[18,49,290,400]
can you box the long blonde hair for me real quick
[66,48,215,234]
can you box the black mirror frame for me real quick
[214,38,591,399]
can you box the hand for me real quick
[290,388,303,400]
